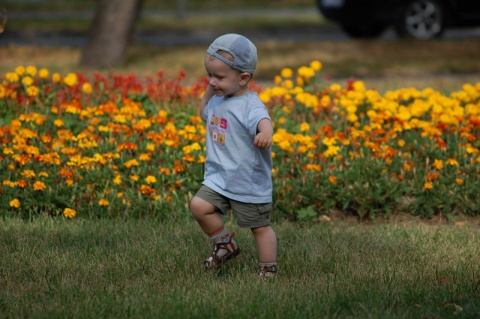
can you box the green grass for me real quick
[1,216,479,318]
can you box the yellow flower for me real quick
[455,178,464,185]
[98,199,109,206]
[26,85,39,97]
[15,66,25,76]
[10,199,21,208]
[310,60,322,71]
[113,175,122,185]
[39,68,49,79]
[130,175,139,181]
[280,68,293,78]
[21,170,36,178]
[347,113,358,123]
[63,208,77,219]
[33,181,47,191]
[124,159,139,168]
[296,76,305,86]
[146,143,155,151]
[82,82,93,94]
[299,122,310,132]
[54,119,64,127]
[324,145,340,157]
[52,73,61,83]
[274,75,282,85]
[22,76,34,86]
[26,66,37,77]
[3,180,16,188]
[6,72,19,82]
[433,159,443,170]
[145,175,157,184]
[446,158,459,166]
[63,73,78,87]
[160,168,171,176]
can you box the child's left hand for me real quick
[254,132,272,149]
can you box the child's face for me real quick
[204,54,250,98]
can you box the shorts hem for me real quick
[237,220,271,229]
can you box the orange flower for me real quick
[33,181,46,191]
[17,179,28,188]
[423,182,433,190]
[140,185,156,196]
[63,208,77,219]
[328,175,337,184]
[433,159,443,170]
[455,178,464,185]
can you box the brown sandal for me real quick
[204,232,241,270]
[259,264,277,279]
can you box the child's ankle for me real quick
[259,262,277,278]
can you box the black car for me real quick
[317,0,480,39]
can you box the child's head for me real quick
[207,33,258,75]
[205,34,258,97]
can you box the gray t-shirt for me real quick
[201,92,272,203]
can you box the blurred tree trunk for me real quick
[80,0,143,68]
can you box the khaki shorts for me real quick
[194,185,272,229]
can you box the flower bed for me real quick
[1,63,479,221]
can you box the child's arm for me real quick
[199,85,214,115]
[254,118,273,149]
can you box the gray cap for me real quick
[207,33,258,74]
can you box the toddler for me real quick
[190,33,277,278]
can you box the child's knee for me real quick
[190,196,212,217]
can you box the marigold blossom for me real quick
[98,199,109,206]
[63,208,77,219]
[10,199,21,208]
[33,181,46,191]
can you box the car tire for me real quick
[394,0,446,39]
[340,23,387,38]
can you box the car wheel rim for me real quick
[405,0,442,38]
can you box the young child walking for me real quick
[189,33,277,278]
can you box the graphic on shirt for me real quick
[209,114,227,145]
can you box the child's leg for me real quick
[190,196,224,235]
[190,195,240,269]
[251,225,277,263]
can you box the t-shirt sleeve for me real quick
[248,101,271,136]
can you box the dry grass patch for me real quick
[1,38,479,92]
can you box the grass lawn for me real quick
[1,216,479,318]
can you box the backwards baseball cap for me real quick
[207,33,258,74]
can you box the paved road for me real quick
[2,8,480,47]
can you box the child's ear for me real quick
[239,72,251,85]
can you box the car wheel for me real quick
[340,23,387,38]
[395,0,445,39]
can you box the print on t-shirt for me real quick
[210,114,227,145]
